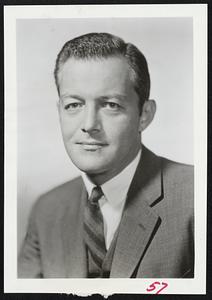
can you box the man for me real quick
[18,32,194,278]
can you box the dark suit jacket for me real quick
[18,147,194,278]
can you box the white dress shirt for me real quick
[81,150,141,250]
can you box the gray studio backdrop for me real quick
[17,18,193,251]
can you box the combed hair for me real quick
[54,32,150,111]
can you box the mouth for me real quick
[76,141,107,151]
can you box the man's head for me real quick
[55,33,156,184]
[55,32,150,112]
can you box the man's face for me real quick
[58,57,143,183]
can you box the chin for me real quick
[70,157,106,175]
[77,165,106,175]
[67,147,115,175]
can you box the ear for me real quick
[139,100,156,132]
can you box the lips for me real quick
[76,141,107,151]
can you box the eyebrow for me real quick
[99,94,126,101]
[60,94,84,101]
[60,93,127,102]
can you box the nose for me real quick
[81,105,101,133]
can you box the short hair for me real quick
[54,32,150,111]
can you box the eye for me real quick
[64,102,84,111]
[102,102,121,110]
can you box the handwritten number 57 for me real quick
[146,282,168,294]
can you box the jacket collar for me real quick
[110,146,163,277]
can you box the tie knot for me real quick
[89,186,103,205]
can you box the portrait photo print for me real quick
[17,17,194,278]
[4,4,207,295]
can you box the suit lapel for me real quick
[110,147,163,278]
[62,182,87,278]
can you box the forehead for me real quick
[58,56,134,95]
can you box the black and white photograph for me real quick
[4,4,207,295]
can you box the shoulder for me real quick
[160,157,194,211]
[31,176,84,224]
[161,157,194,186]
[141,146,194,189]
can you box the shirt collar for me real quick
[81,149,141,207]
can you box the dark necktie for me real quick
[84,186,107,268]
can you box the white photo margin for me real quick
[4,4,207,295]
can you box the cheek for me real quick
[59,114,80,140]
[104,116,140,143]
